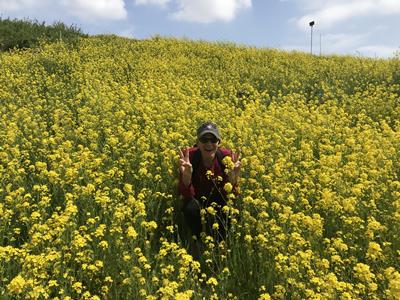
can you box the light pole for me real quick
[319,33,322,56]
[309,20,315,55]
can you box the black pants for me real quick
[182,196,229,241]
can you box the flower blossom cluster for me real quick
[1,36,399,299]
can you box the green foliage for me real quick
[0,17,87,51]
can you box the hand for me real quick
[178,148,193,186]
[228,151,241,185]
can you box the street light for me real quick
[309,20,315,55]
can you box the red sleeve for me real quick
[178,172,195,198]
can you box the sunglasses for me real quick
[199,136,219,144]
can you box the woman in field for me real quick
[178,122,241,257]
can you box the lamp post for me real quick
[309,20,315,55]
[319,33,322,56]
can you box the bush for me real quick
[0,18,87,51]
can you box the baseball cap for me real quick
[197,122,221,141]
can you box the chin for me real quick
[202,149,216,157]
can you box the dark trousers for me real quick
[182,196,229,242]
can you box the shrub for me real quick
[0,17,87,51]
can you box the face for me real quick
[198,133,219,160]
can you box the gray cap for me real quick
[197,122,221,141]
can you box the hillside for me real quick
[1,36,399,299]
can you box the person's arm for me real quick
[178,172,195,198]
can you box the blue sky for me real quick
[1,0,400,58]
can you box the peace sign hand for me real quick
[228,151,241,185]
[178,148,193,186]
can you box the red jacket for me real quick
[178,147,235,204]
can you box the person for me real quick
[178,122,241,253]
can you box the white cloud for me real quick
[118,26,136,38]
[296,2,373,30]
[282,33,399,58]
[322,33,368,53]
[0,0,127,21]
[0,0,44,11]
[61,0,127,21]
[288,0,400,57]
[281,32,368,55]
[295,0,400,30]
[355,45,399,58]
[1,0,251,23]
[171,0,251,23]
[135,0,171,6]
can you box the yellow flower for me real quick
[244,234,253,243]
[7,274,26,294]
[366,242,383,261]
[258,293,271,300]
[99,240,109,249]
[127,226,138,239]
[123,183,133,193]
[384,267,400,299]
[207,206,216,215]
[141,221,158,231]
[224,182,233,193]
[72,282,83,294]
[206,277,218,286]
[353,263,375,283]
[104,276,113,283]
[175,290,194,300]
[222,156,234,173]
[48,280,58,287]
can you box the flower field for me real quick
[1,36,400,299]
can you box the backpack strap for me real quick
[191,148,202,174]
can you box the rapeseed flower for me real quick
[1,35,399,300]
[7,275,26,295]
[224,182,233,193]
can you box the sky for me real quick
[1,0,400,58]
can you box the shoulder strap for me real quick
[191,148,202,174]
